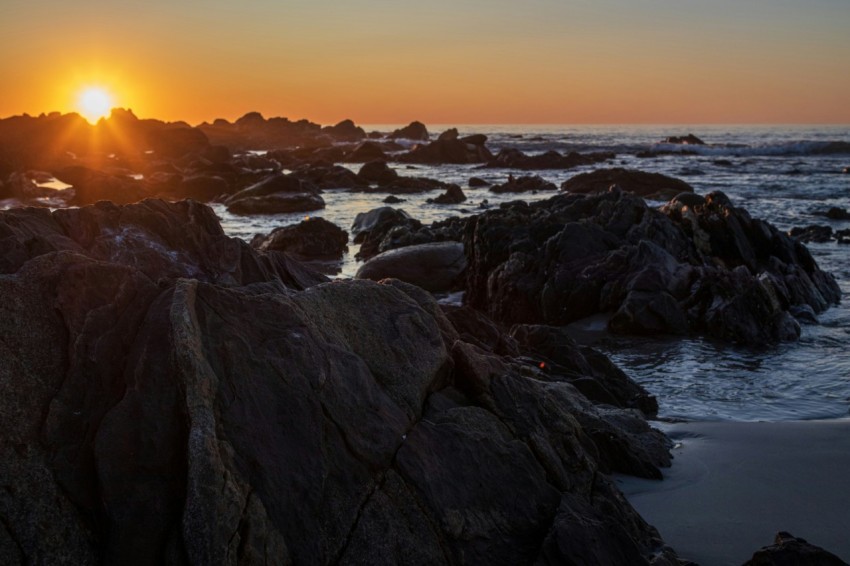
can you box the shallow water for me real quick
[215,124,850,422]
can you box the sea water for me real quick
[215,125,849,421]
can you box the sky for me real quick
[1,0,849,125]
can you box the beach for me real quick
[618,418,850,565]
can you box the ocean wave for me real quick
[648,140,850,157]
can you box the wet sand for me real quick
[616,419,850,565]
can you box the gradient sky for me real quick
[2,0,849,124]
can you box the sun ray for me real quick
[77,87,113,123]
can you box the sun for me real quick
[77,87,114,123]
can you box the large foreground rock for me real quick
[0,199,679,565]
[464,187,840,345]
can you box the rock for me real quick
[438,128,458,141]
[463,188,840,345]
[429,184,466,204]
[175,175,230,201]
[357,160,398,185]
[663,133,705,145]
[820,207,850,220]
[490,174,557,193]
[355,241,468,292]
[468,177,490,187]
[321,118,366,142]
[346,142,388,163]
[389,121,429,141]
[789,225,833,243]
[291,163,363,190]
[382,195,404,204]
[743,532,848,565]
[251,217,349,260]
[54,166,152,206]
[561,168,694,200]
[225,173,325,215]
[351,207,423,260]
[0,199,680,564]
[399,130,493,165]
[487,148,614,170]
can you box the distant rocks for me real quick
[468,176,490,187]
[345,141,388,163]
[814,206,850,220]
[251,217,349,260]
[357,160,398,185]
[663,133,705,145]
[561,168,694,200]
[321,118,366,142]
[428,184,466,204]
[225,173,325,215]
[399,128,493,164]
[490,174,557,194]
[355,241,468,292]
[389,121,429,141]
[55,165,150,206]
[487,148,614,170]
[789,225,834,243]
[743,532,848,566]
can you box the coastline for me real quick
[617,418,850,565]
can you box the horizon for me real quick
[2,1,849,125]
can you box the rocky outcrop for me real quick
[429,184,466,204]
[225,173,325,215]
[251,217,349,260]
[355,241,468,292]
[662,134,705,145]
[561,168,694,200]
[357,160,398,185]
[399,129,493,164]
[55,166,152,206]
[322,119,366,142]
[0,198,680,565]
[490,174,557,193]
[463,187,840,345]
[345,142,388,163]
[743,532,848,565]
[487,148,614,170]
[389,121,429,141]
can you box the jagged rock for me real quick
[487,148,614,170]
[322,119,366,142]
[490,174,557,193]
[789,225,833,243]
[355,241,468,292]
[663,134,705,145]
[463,188,839,345]
[561,168,694,200]
[291,163,363,190]
[399,130,493,164]
[429,184,466,204]
[743,532,848,565]
[389,121,429,141]
[0,199,680,564]
[357,160,398,185]
[251,217,349,260]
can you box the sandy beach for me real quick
[617,419,850,565]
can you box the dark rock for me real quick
[819,207,850,220]
[382,195,404,204]
[226,192,325,215]
[437,128,459,141]
[487,148,614,170]
[429,184,466,204]
[54,166,151,206]
[251,217,349,260]
[441,305,520,357]
[346,142,388,163]
[351,207,422,260]
[789,225,833,243]
[355,241,467,292]
[370,216,471,258]
[321,119,366,142]
[373,175,449,195]
[743,532,848,565]
[357,160,398,185]
[663,133,705,145]
[291,163,362,190]
[175,175,230,201]
[490,174,557,194]
[399,130,493,165]
[561,168,694,200]
[468,176,490,187]
[389,121,429,141]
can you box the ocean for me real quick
[213,124,850,423]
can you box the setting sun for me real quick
[77,87,113,123]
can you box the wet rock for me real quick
[382,195,404,204]
[251,217,349,260]
[468,176,490,187]
[663,133,705,145]
[561,168,694,200]
[321,118,366,142]
[389,121,429,141]
[429,184,466,204]
[487,148,614,170]
[817,207,850,220]
[356,241,467,292]
[789,225,833,243]
[225,173,325,215]
[291,163,363,190]
[399,130,493,164]
[351,207,422,260]
[346,142,388,163]
[357,160,398,185]
[490,174,557,193]
[743,532,848,565]
[53,166,151,206]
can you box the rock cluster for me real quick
[487,148,614,170]
[0,199,680,565]
[561,168,695,200]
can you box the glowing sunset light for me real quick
[77,87,113,123]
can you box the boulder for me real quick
[789,225,833,243]
[346,142,388,163]
[322,119,366,142]
[355,241,468,292]
[389,121,429,141]
[54,166,152,206]
[251,217,349,260]
[429,184,466,204]
[225,173,324,215]
[357,160,398,185]
[468,177,490,187]
[743,532,848,565]
[490,174,557,193]
[487,148,614,170]
[663,133,705,145]
[561,168,694,200]
[399,130,493,165]
[818,207,850,220]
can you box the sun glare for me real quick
[78,87,113,123]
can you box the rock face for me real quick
[355,241,468,292]
[225,173,325,215]
[463,188,840,345]
[561,168,694,200]
[251,217,349,260]
[743,532,849,565]
[0,199,680,565]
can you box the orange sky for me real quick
[2,0,849,125]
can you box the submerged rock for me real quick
[0,199,679,564]
[789,225,833,243]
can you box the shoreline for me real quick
[617,418,850,565]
